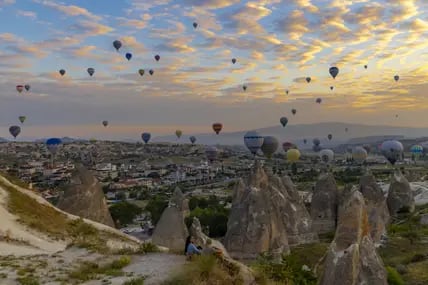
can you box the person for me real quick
[184,236,201,259]
[202,239,224,258]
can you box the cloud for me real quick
[293,0,319,13]
[70,20,114,37]
[35,0,102,21]
[275,10,309,41]
[0,0,14,7]
[183,0,240,9]
[117,15,149,29]
[17,10,37,19]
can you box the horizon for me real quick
[1,1,428,140]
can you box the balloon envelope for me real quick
[316,98,322,104]
[352,147,368,163]
[16,85,24,93]
[306,77,311,83]
[319,149,334,163]
[232,58,236,64]
[189,136,196,144]
[328,134,333,141]
[291,109,297,115]
[380,140,403,165]
[87,68,95,76]
[25,84,30,91]
[102,120,108,127]
[193,22,198,28]
[261,136,279,159]
[59,69,66,76]
[313,138,321,146]
[282,142,295,152]
[125,53,132,60]
[244,131,264,156]
[212,123,223,135]
[141,133,151,144]
[329,66,339,79]
[9,126,21,138]
[113,40,122,51]
[287,149,301,162]
[18,116,26,124]
[175,130,182,139]
[280,117,288,127]
[394,75,399,82]
[205,146,218,162]
[138,69,145,76]
[149,69,154,75]
[46,138,62,154]
[154,55,160,61]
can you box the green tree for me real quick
[145,195,168,225]
[109,201,142,226]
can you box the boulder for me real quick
[310,173,339,234]
[151,188,189,252]
[56,164,115,227]
[387,170,415,216]
[359,174,390,244]
[319,189,388,285]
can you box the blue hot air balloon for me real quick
[9,125,21,139]
[113,40,122,51]
[381,140,403,165]
[189,136,196,144]
[244,131,264,156]
[126,53,132,61]
[46,138,62,154]
[142,133,151,144]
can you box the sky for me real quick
[1,0,428,140]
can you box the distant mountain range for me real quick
[152,122,428,147]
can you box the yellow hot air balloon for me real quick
[286,149,301,162]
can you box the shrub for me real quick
[386,266,405,285]
[123,277,145,285]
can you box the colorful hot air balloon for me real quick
[411,145,423,160]
[328,134,333,141]
[16,85,24,93]
[261,136,279,159]
[59,69,66,76]
[125,53,132,61]
[291,109,297,115]
[149,69,154,75]
[394,75,399,82]
[138,69,145,76]
[87,68,95,76]
[232,58,236,64]
[316,98,322,104]
[102,120,108,127]
[205,146,218,162]
[282,142,295,152]
[193,22,198,28]
[18,116,26,124]
[9,125,21,139]
[319,149,334,163]
[175,130,182,139]
[25,84,30,91]
[329,66,339,79]
[212,123,223,135]
[381,140,403,165]
[189,136,196,144]
[46,138,62,154]
[154,55,160,61]
[286,149,301,162]
[113,40,122,51]
[306,77,311,83]
[280,117,288,127]
[244,131,264,156]
[141,132,151,144]
[352,147,368,164]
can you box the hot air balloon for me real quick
[244,131,264,156]
[46,138,62,154]
[125,53,132,61]
[303,139,307,144]
[330,86,334,91]
[286,90,289,95]
[18,116,26,124]
[411,145,423,160]
[306,77,311,83]
[352,147,368,164]
[212,123,222,135]
[232,58,236,64]
[193,22,198,28]
[280,117,288,127]
[9,126,21,139]
[189,136,196,144]
[141,133,151,144]
[319,149,334,163]
[87,68,95,76]
[286,149,300,162]
[59,69,66,76]
[282,142,295,152]
[345,127,348,132]
[138,69,145,76]
[261,136,279,159]
[291,109,297,115]
[362,144,371,154]
[175,130,182,139]
[329,66,339,79]
[328,134,333,141]
[243,85,247,91]
[394,75,399,82]
[102,120,108,127]
[113,40,122,51]
[25,84,30,91]
[16,85,24,93]
[380,140,403,165]
[364,65,368,69]
[313,138,321,146]
[316,98,322,104]
[205,146,218,162]
[149,69,154,75]
[89,138,97,143]
[154,55,160,61]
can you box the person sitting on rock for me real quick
[185,236,201,259]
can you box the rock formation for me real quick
[310,173,339,234]
[359,174,390,244]
[223,161,317,260]
[319,189,388,285]
[56,164,115,227]
[151,188,189,252]
[387,170,415,216]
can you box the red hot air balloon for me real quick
[212,123,223,135]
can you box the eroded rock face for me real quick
[310,173,339,234]
[56,164,115,227]
[319,189,388,285]
[387,170,415,216]
[224,161,317,260]
[151,188,189,252]
[359,174,390,244]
